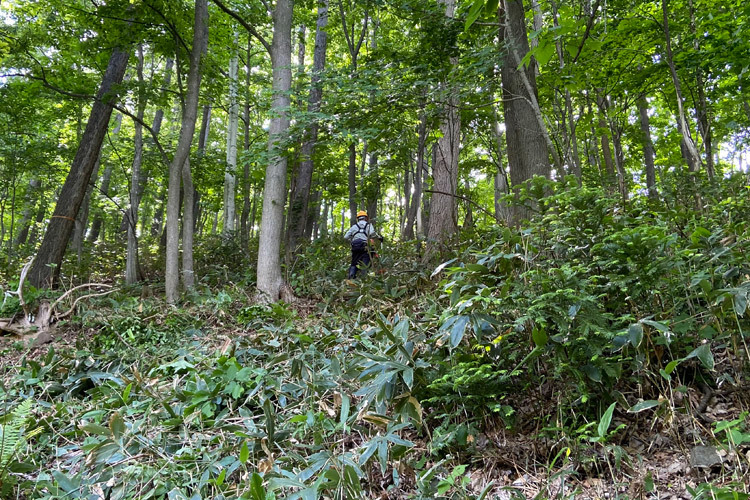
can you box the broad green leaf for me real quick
[263,399,275,444]
[465,0,486,31]
[686,344,714,371]
[431,258,457,278]
[733,290,747,316]
[532,327,548,347]
[664,359,682,375]
[239,441,249,464]
[450,316,470,348]
[628,323,643,348]
[109,412,125,442]
[628,400,661,413]
[249,473,265,500]
[122,383,132,404]
[52,470,79,493]
[597,402,616,439]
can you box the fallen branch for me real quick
[55,288,119,321]
[0,262,118,342]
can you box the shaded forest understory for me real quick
[1,179,749,499]
[3,0,750,497]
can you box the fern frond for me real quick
[0,399,33,467]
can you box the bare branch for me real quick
[211,0,271,54]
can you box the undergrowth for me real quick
[0,175,749,498]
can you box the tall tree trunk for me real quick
[366,153,379,222]
[348,143,358,223]
[596,94,616,192]
[662,0,701,173]
[404,108,426,240]
[29,47,130,288]
[89,113,123,243]
[500,0,552,224]
[492,114,511,224]
[72,154,99,262]
[182,158,196,289]
[241,38,253,250]
[256,0,294,301]
[166,0,208,303]
[304,190,320,240]
[551,0,582,183]
[425,0,460,255]
[338,0,368,224]
[28,195,48,247]
[126,45,145,285]
[224,35,240,236]
[689,0,714,179]
[287,0,328,257]
[15,179,42,246]
[637,94,657,199]
[318,199,328,238]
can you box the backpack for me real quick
[350,222,370,247]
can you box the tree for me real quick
[223,35,239,236]
[256,0,294,301]
[500,0,551,223]
[425,0,461,256]
[286,0,329,259]
[165,0,208,303]
[29,47,130,288]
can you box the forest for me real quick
[0,0,749,497]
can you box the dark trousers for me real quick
[348,240,371,278]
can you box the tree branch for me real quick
[424,189,496,219]
[211,0,271,55]
[571,0,602,64]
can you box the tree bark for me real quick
[224,34,240,236]
[241,38,253,250]
[689,0,714,180]
[165,0,208,303]
[500,0,551,224]
[662,0,701,173]
[287,0,328,257]
[256,0,294,301]
[15,179,42,247]
[126,45,145,285]
[404,108,426,240]
[182,157,196,289]
[426,0,460,255]
[29,47,130,288]
[637,94,657,199]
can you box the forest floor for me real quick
[1,290,748,500]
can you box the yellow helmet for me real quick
[356,210,368,219]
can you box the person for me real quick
[344,210,383,279]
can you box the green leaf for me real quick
[340,393,350,428]
[122,383,132,404]
[628,400,661,413]
[664,359,682,375]
[263,398,275,444]
[686,344,714,371]
[431,258,457,278]
[450,315,470,348]
[249,473,265,500]
[690,226,711,244]
[535,41,557,67]
[52,470,79,493]
[465,0,486,31]
[597,402,616,439]
[532,327,548,347]
[733,290,747,316]
[239,441,249,464]
[109,412,125,442]
[628,323,644,348]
